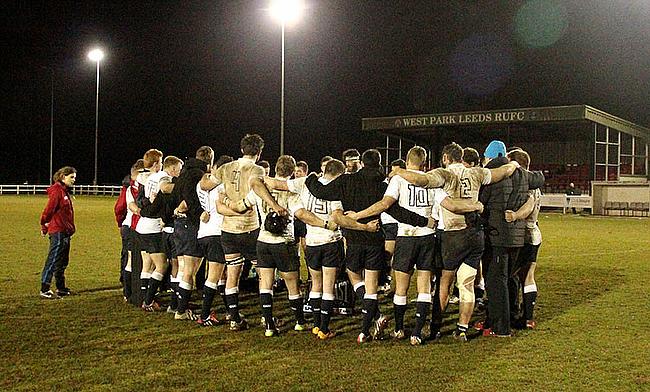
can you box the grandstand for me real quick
[363,105,650,214]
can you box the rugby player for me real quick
[200,134,287,331]
[350,147,482,344]
[140,155,183,311]
[130,149,165,307]
[195,155,233,326]
[264,158,380,339]
[391,142,520,341]
[305,149,433,343]
[171,146,214,321]
[505,149,541,329]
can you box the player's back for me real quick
[442,163,489,231]
[252,186,300,244]
[216,158,264,233]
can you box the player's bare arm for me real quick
[159,180,174,194]
[215,192,247,217]
[488,161,520,183]
[331,210,380,232]
[263,176,289,191]
[391,167,450,189]
[294,209,336,230]
[250,177,288,216]
[174,200,188,215]
[440,197,484,214]
[127,201,140,215]
[505,194,535,222]
[199,172,220,191]
[346,196,396,221]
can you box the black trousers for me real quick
[484,246,521,335]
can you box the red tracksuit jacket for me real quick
[40,182,75,235]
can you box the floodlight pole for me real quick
[50,71,54,184]
[280,21,285,157]
[93,60,100,186]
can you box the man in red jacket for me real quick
[40,166,77,299]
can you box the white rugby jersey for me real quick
[380,178,398,226]
[135,170,165,234]
[431,188,448,231]
[121,183,136,227]
[287,177,343,246]
[440,163,491,231]
[245,180,305,245]
[524,188,542,246]
[384,171,435,237]
[197,183,224,239]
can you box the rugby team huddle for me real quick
[115,133,544,344]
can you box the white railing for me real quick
[0,184,122,196]
[540,193,592,214]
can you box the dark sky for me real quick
[2,0,649,184]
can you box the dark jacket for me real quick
[305,167,428,246]
[172,158,208,226]
[140,177,177,227]
[479,158,544,248]
[40,181,75,235]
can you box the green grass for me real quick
[1,195,649,391]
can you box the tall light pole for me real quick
[49,70,54,184]
[88,48,104,186]
[269,0,303,156]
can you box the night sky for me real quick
[2,1,649,185]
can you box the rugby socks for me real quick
[201,281,218,320]
[260,289,274,329]
[309,291,322,328]
[169,275,180,311]
[413,293,432,338]
[523,284,538,321]
[361,294,378,336]
[353,282,366,302]
[431,274,443,334]
[393,295,408,332]
[475,277,485,299]
[176,281,192,313]
[122,266,132,300]
[140,272,151,302]
[456,323,469,334]
[289,294,305,325]
[218,279,228,311]
[320,293,335,333]
[144,271,164,305]
[224,287,241,323]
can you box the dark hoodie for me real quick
[479,157,545,247]
[171,157,209,226]
[305,166,428,246]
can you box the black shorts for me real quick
[256,241,300,273]
[517,243,540,265]
[294,219,307,238]
[173,218,202,258]
[221,229,259,261]
[345,243,386,273]
[441,227,484,271]
[393,233,436,273]
[199,235,225,263]
[162,231,177,259]
[121,226,134,252]
[137,232,164,254]
[382,222,398,241]
[306,240,344,270]
[433,231,444,272]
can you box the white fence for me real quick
[0,184,122,196]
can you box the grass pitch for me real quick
[1,195,649,391]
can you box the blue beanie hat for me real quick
[484,140,507,159]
